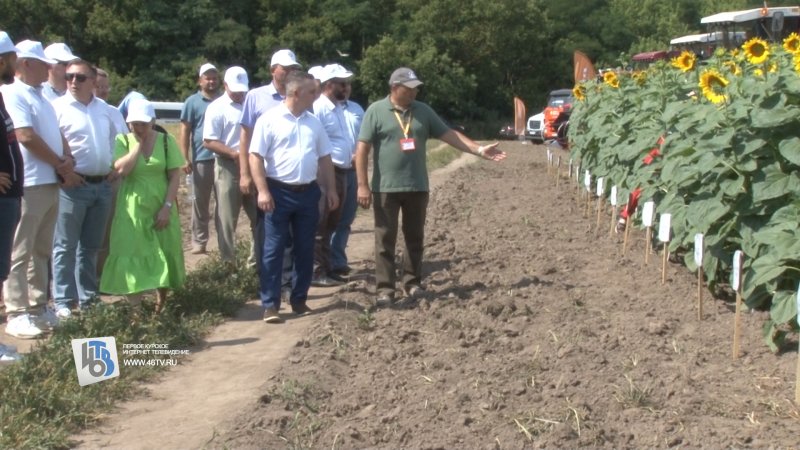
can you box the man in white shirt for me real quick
[42,42,78,102]
[202,66,258,265]
[249,71,338,324]
[1,40,80,338]
[311,64,356,287]
[51,60,118,318]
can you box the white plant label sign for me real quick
[694,233,704,267]
[796,282,800,327]
[658,213,671,242]
[610,185,618,206]
[642,201,655,227]
[584,170,591,191]
[596,177,604,197]
[732,250,743,291]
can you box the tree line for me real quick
[0,0,786,134]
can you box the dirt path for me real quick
[73,152,479,449]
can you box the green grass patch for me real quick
[0,247,258,449]
[426,139,461,171]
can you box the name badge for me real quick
[400,138,416,152]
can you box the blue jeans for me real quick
[0,197,21,283]
[52,182,113,308]
[259,181,320,310]
[329,170,356,271]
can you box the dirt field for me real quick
[77,141,800,449]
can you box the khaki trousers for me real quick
[214,157,258,264]
[3,183,59,315]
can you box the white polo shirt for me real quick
[53,93,116,176]
[108,104,128,137]
[203,92,243,154]
[0,79,65,187]
[249,103,332,185]
[313,95,353,168]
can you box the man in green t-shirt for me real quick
[355,67,506,307]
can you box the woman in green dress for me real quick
[100,99,185,312]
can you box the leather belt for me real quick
[267,178,317,192]
[78,173,108,183]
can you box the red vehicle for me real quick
[543,89,573,140]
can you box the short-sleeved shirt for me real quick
[41,82,64,103]
[108,104,128,137]
[0,91,24,198]
[239,82,283,131]
[0,79,65,187]
[313,95,355,168]
[249,103,332,185]
[203,93,243,154]
[358,97,449,192]
[180,91,215,162]
[52,93,117,176]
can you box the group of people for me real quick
[0,29,506,363]
[0,32,186,360]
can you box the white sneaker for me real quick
[5,314,45,339]
[0,344,21,362]
[55,305,72,319]
[31,307,59,330]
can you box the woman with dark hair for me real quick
[100,99,185,312]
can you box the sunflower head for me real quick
[743,37,770,64]
[632,70,647,86]
[671,50,697,72]
[784,32,800,53]
[699,69,729,104]
[794,53,800,74]
[722,60,742,76]
[603,71,619,88]
[754,68,764,77]
[572,84,586,101]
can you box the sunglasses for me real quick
[65,73,90,83]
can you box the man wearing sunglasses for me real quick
[1,40,80,338]
[50,60,118,319]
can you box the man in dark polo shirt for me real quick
[355,67,506,307]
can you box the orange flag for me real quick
[514,97,526,136]
[574,51,596,84]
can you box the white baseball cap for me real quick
[198,62,217,77]
[224,66,249,92]
[270,49,300,68]
[0,31,19,55]
[308,65,324,80]
[126,98,156,123]
[44,43,78,63]
[16,40,56,64]
[319,64,353,84]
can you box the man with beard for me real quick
[311,64,356,286]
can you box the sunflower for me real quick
[723,60,742,76]
[572,84,586,101]
[699,69,729,104]
[603,71,619,88]
[784,32,800,53]
[671,51,697,72]
[743,38,770,64]
[767,61,778,73]
[754,68,764,77]
[632,70,647,86]
[794,53,800,73]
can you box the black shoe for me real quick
[311,275,344,287]
[331,266,352,276]
[292,304,313,316]
[326,272,348,283]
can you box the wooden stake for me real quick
[595,196,603,229]
[644,227,652,265]
[732,250,743,360]
[555,157,561,188]
[622,217,631,256]
[585,192,591,217]
[795,339,800,404]
[660,242,668,285]
[609,205,617,237]
[697,268,704,320]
